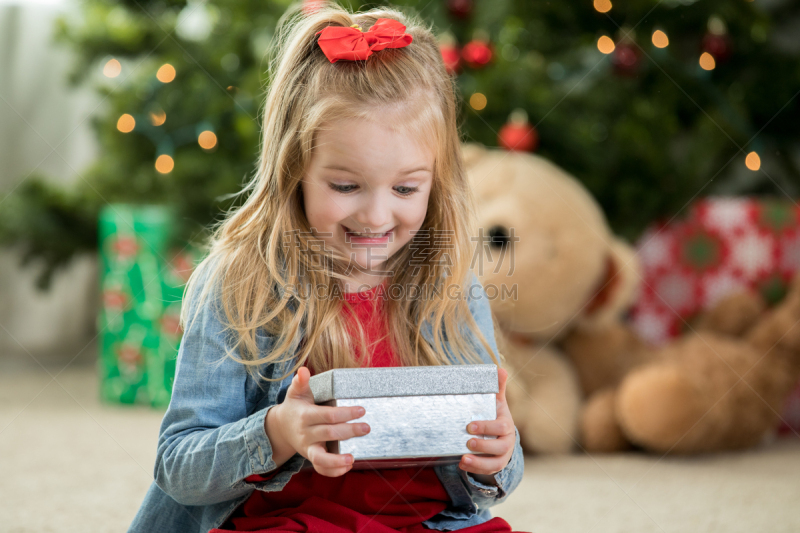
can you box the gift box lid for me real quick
[309,364,498,403]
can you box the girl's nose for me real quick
[355,192,392,231]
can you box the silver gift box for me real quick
[307,364,498,469]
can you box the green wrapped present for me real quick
[98,204,202,407]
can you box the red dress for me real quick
[210,284,519,533]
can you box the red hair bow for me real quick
[316,18,413,63]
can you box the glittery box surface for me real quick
[309,364,498,402]
[307,365,498,468]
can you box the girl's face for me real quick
[302,116,434,288]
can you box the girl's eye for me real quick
[394,185,419,196]
[329,183,419,196]
[329,183,358,194]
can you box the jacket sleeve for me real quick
[458,272,525,510]
[153,263,305,507]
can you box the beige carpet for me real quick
[2,343,799,532]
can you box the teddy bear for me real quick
[463,144,644,454]
[564,275,800,454]
[464,144,800,455]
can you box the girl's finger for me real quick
[286,366,315,402]
[467,418,514,437]
[497,367,508,403]
[496,399,513,420]
[307,443,354,470]
[317,464,353,478]
[311,420,370,443]
[306,404,366,426]
[459,453,508,476]
[466,435,512,456]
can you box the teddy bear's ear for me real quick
[607,237,641,313]
[577,237,641,331]
[461,142,487,170]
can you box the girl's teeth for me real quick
[347,227,390,237]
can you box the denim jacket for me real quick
[128,265,524,532]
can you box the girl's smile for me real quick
[342,225,394,243]
[302,116,434,291]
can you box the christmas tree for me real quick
[2,0,799,288]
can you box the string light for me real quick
[745,151,761,171]
[157,64,176,83]
[103,59,121,78]
[469,93,487,111]
[155,155,174,174]
[597,36,615,54]
[117,114,135,133]
[198,130,217,150]
[652,30,669,48]
[593,0,612,13]
[699,52,716,70]
[149,110,166,126]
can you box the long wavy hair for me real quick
[181,3,499,382]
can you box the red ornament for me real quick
[440,43,461,74]
[702,33,732,63]
[498,109,539,152]
[461,39,492,69]
[447,0,473,19]
[612,42,640,76]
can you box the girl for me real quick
[129,4,524,533]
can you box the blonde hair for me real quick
[182,3,499,382]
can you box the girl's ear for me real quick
[461,143,487,170]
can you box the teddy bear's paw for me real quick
[746,284,800,357]
[518,413,577,455]
[616,364,707,454]
[563,322,656,397]
[504,346,582,454]
[580,388,631,453]
[693,291,766,337]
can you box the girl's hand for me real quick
[459,367,516,479]
[266,366,370,477]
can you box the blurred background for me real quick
[1,0,800,531]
